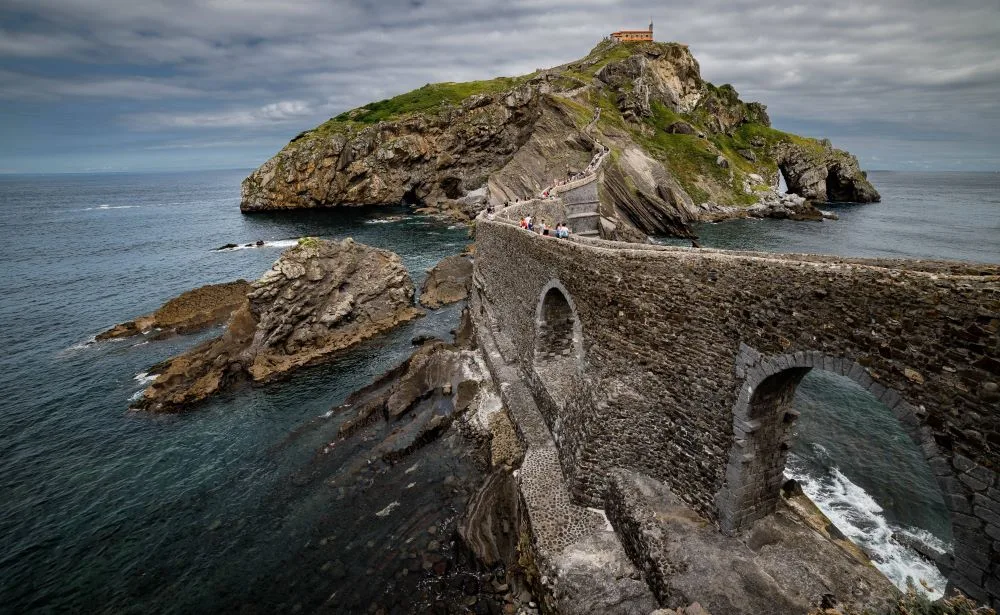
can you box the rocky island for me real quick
[241,39,879,239]
[134,238,423,412]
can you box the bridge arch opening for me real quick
[718,354,959,598]
[533,281,583,404]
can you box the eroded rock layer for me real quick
[419,254,473,309]
[97,280,251,341]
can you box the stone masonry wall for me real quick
[473,206,1000,606]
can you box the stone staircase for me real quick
[561,179,601,237]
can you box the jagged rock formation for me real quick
[242,39,879,240]
[774,142,881,203]
[97,280,251,341]
[134,238,422,412]
[419,254,473,309]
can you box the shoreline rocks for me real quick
[96,280,251,341]
[419,255,473,309]
[134,238,423,412]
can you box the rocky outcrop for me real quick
[134,238,422,412]
[419,255,473,308]
[605,469,897,614]
[240,85,541,212]
[747,192,826,221]
[97,280,251,341]
[775,142,880,203]
[598,149,697,238]
[595,43,703,120]
[243,38,879,238]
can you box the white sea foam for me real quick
[82,204,141,211]
[65,335,97,352]
[365,217,404,224]
[786,456,949,597]
[133,372,157,386]
[215,238,301,251]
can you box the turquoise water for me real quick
[0,169,996,610]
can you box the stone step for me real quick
[566,203,599,216]
[568,212,600,220]
[577,230,599,237]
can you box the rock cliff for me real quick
[243,39,879,239]
[134,238,422,412]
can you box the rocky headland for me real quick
[241,39,879,240]
[134,238,423,412]
[97,280,251,341]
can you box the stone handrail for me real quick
[480,201,1000,277]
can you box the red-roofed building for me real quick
[611,19,653,42]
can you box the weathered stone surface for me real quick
[473,206,1000,606]
[746,191,824,221]
[96,280,251,341]
[419,254,473,308]
[605,469,897,614]
[134,239,422,412]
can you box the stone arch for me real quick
[715,345,989,599]
[533,280,583,403]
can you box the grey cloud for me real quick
[0,0,997,171]
[128,100,316,129]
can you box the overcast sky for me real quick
[1,0,998,173]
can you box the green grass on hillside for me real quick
[634,103,729,203]
[333,76,531,124]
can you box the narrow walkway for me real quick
[536,107,608,237]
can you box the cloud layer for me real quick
[1,0,997,172]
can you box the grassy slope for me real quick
[290,74,535,146]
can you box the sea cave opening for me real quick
[724,365,954,597]
[777,165,790,195]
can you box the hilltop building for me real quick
[611,19,653,42]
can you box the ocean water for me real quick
[0,169,995,611]
[0,169,478,613]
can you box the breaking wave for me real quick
[786,452,949,598]
[215,239,300,251]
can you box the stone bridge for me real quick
[472,201,1000,608]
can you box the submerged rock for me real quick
[419,255,473,309]
[96,280,251,341]
[134,238,423,412]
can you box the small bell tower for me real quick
[649,17,654,37]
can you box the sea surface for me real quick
[0,169,996,611]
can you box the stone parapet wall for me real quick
[473,210,1000,606]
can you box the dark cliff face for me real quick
[242,39,880,236]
